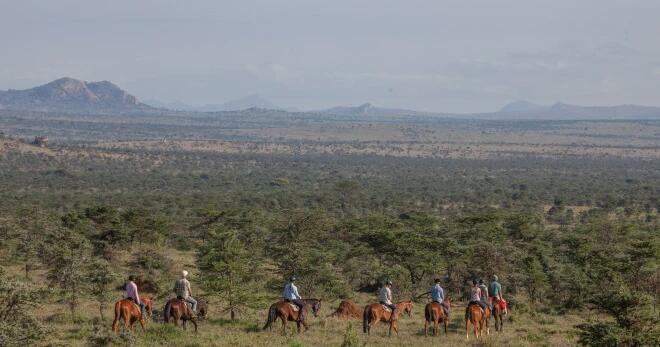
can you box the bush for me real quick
[341,322,360,347]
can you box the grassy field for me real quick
[42,297,582,347]
[2,255,583,347]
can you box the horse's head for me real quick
[398,301,413,317]
[309,299,322,317]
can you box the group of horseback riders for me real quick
[276,274,506,324]
[467,275,508,316]
[125,270,199,317]
[122,270,506,330]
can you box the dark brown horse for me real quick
[196,299,208,320]
[362,301,413,336]
[112,298,145,333]
[465,302,490,339]
[262,299,322,334]
[329,300,362,320]
[492,298,504,332]
[424,296,452,336]
[164,298,198,332]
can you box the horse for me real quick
[329,300,362,320]
[141,296,153,319]
[491,298,504,332]
[362,301,413,337]
[465,302,490,339]
[196,299,209,320]
[262,298,322,334]
[424,296,452,336]
[111,298,145,333]
[163,298,198,332]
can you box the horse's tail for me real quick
[263,304,277,331]
[424,304,432,323]
[163,300,171,323]
[362,305,371,333]
[114,300,121,321]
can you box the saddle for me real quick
[381,305,392,312]
[175,296,193,310]
[288,303,300,311]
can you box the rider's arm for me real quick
[293,285,302,299]
[187,280,193,297]
[134,283,141,304]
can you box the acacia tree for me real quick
[0,270,49,346]
[40,228,92,318]
[197,229,263,319]
[87,258,118,321]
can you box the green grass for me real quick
[38,299,581,346]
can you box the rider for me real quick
[430,278,450,319]
[468,279,488,314]
[283,276,306,322]
[174,270,197,315]
[379,280,397,321]
[489,275,507,315]
[478,279,491,311]
[125,275,145,316]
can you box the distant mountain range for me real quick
[488,100,660,120]
[319,102,450,118]
[0,77,153,113]
[2,78,660,119]
[145,94,285,112]
[319,101,660,120]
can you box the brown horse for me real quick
[424,297,452,336]
[362,301,413,337]
[465,302,490,339]
[141,297,153,319]
[329,300,362,320]
[164,298,198,332]
[263,299,322,334]
[492,299,504,332]
[111,298,145,333]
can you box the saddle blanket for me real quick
[381,305,392,312]
[288,303,300,311]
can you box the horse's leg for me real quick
[112,316,120,333]
[424,318,429,337]
[139,315,146,331]
[281,315,286,335]
[124,312,132,332]
[466,318,469,339]
[486,314,490,335]
[434,317,439,336]
[183,319,187,330]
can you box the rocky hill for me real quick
[0,77,153,114]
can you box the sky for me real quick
[1,0,659,112]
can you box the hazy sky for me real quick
[1,0,659,112]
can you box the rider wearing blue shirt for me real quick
[430,278,450,318]
[283,276,306,322]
